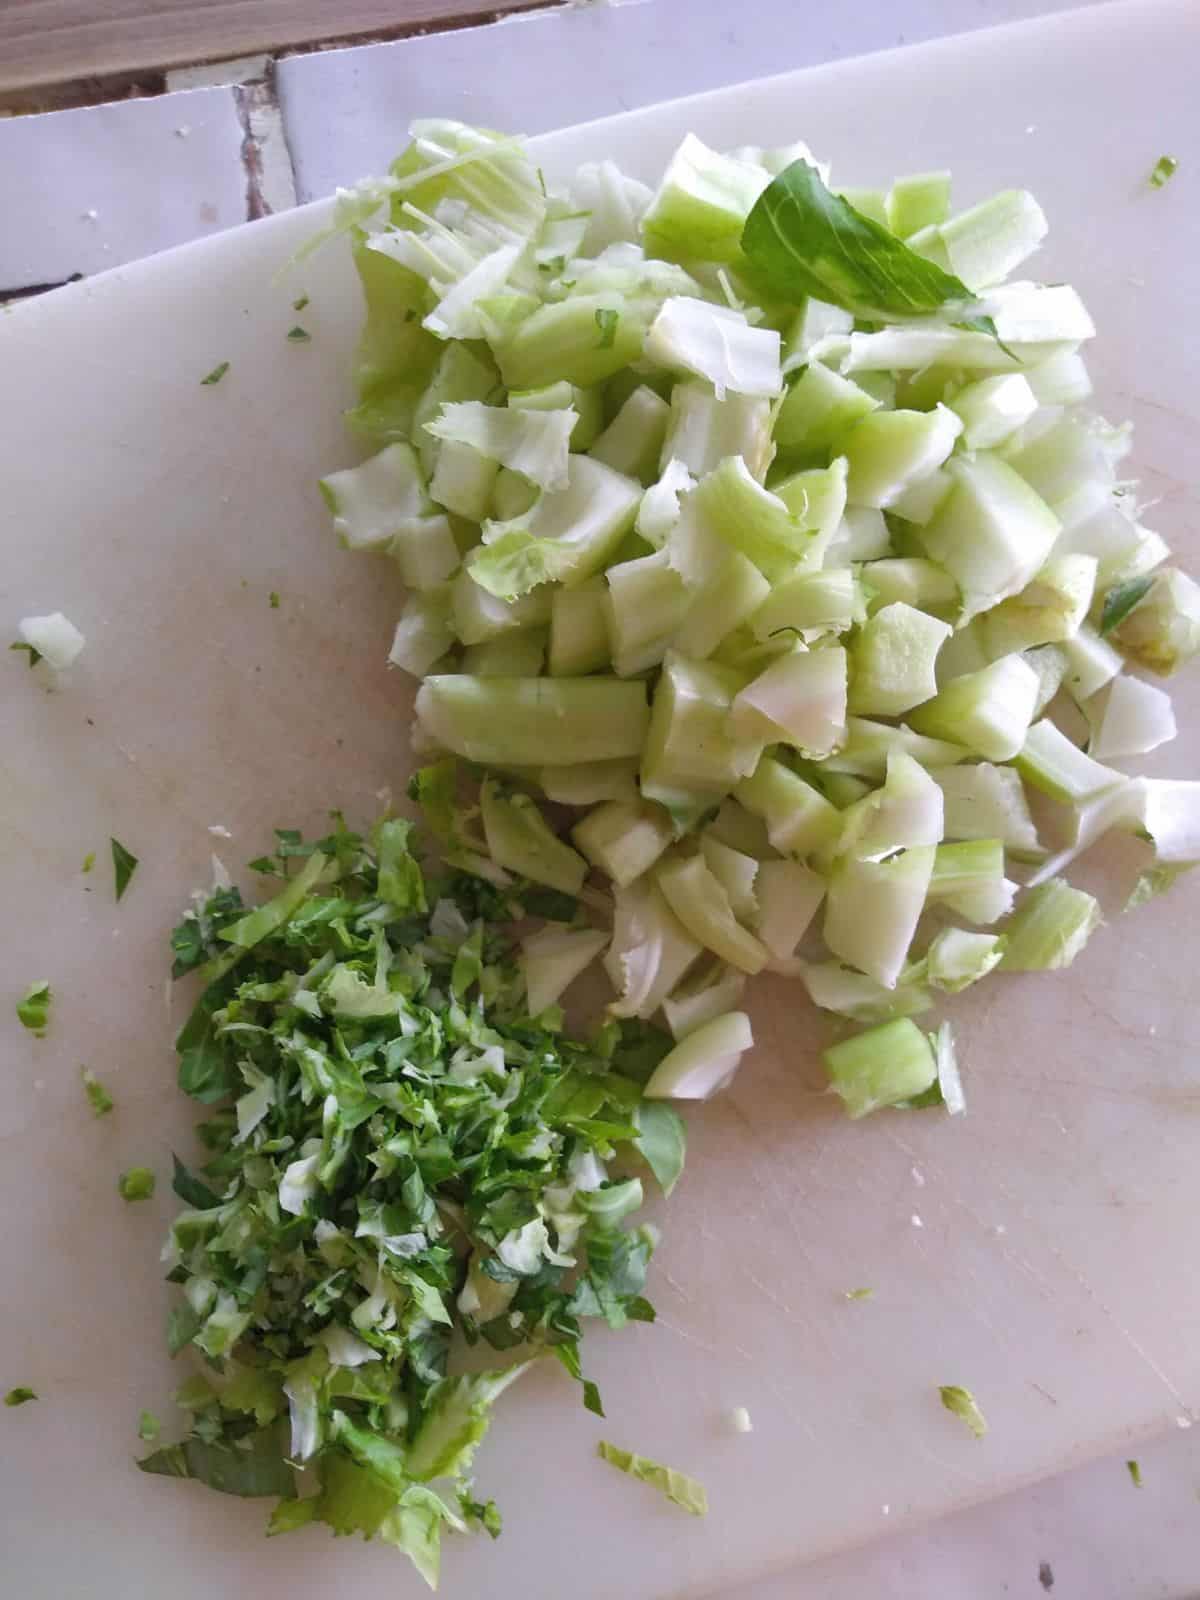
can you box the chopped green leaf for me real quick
[292,294,310,311]
[82,851,95,873]
[9,640,42,668]
[597,1440,708,1515]
[742,158,977,316]
[138,1426,296,1498]
[1100,576,1154,635]
[5,1387,37,1407]
[138,1410,161,1441]
[16,981,51,1033]
[269,591,281,609]
[111,837,139,902]
[1149,155,1178,189]
[594,307,620,349]
[82,1068,114,1116]
[287,326,312,343]
[632,1101,686,1197]
[1125,862,1194,912]
[939,1384,988,1439]
[1126,1457,1143,1487]
[118,1166,156,1203]
[844,1287,875,1301]
[200,361,230,386]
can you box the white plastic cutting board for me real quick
[2,4,1198,1596]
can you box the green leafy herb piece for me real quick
[138,1410,161,1441]
[269,591,281,609]
[742,159,976,316]
[118,1166,156,1203]
[1100,575,1155,635]
[9,640,42,668]
[138,1426,296,1498]
[16,981,51,1033]
[200,361,230,386]
[292,294,310,312]
[82,1068,114,1116]
[596,1440,708,1515]
[1149,155,1178,189]
[594,307,620,349]
[939,1384,988,1438]
[111,837,139,902]
[171,1154,223,1210]
[287,326,312,343]
[844,1286,875,1301]
[1125,862,1193,911]
[632,1101,686,1197]
[1126,1457,1143,1487]
[5,1387,37,1407]
[82,851,95,873]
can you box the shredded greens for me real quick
[939,1384,988,1438]
[146,807,682,1586]
[82,1068,114,1116]
[16,981,51,1034]
[200,362,230,386]
[596,1440,708,1515]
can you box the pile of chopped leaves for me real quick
[141,794,685,1586]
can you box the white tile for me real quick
[0,86,247,290]
[278,0,1095,202]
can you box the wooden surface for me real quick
[0,0,554,98]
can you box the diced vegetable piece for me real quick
[426,400,577,492]
[820,718,968,780]
[934,763,1042,857]
[539,760,639,807]
[496,294,646,390]
[734,757,842,858]
[416,675,648,766]
[389,513,461,591]
[927,840,1016,925]
[589,385,670,483]
[1021,777,1145,888]
[571,159,653,253]
[655,855,769,975]
[1026,348,1092,406]
[849,602,952,718]
[886,171,951,238]
[909,654,1039,761]
[843,404,962,510]
[1023,643,1069,717]
[838,186,888,227]
[782,297,854,367]
[732,644,848,756]
[451,568,551,645]
[1136,780,1200,865]
[750,568,865,643]
[605,880,702,1020]
[694,836,757,926]
[704,798,773,858]
[643,1011,754,1100]
[920,453,1060,621]
[1008,413,1129,505]
[980,281,1095,346]
[645,298,782,399]
[460,627,546,677]
[491,465,540,521]
[16,612,85,671]
[753,859,826,962]
[641,133,769,262]
[1000,878,1101,971]
[839,325,1034,375]
[771,459,849,564]
[573,800,675,887]
[388,590,455,677]
[659,384,773,481]
[826,505,891,564]
[800,961,932,1023]
[838,750,944,863]
[510,379,602,447]
[480,780,588,895]
[1060,623,1124,703]
[823,1017,938,1119]
[470,454,642,599]
[1015,719,1124,804]
[521,927,609,1016]
[605,549,691,677]
[688,455,820,580]
[428,438,499,520]
[926,928,1004,992]
[773,362,879,453]
[674,552,772,659]
[642,653,762,802]
[886,468,951,528]
[1088,675,1176,761]
[823,845,935,988]
[978,554,1097,659]
[861,559,956,616]
[1108,568,1200,677]
[411,339,498,476]
[549,579,610,676]
[320,442,431,551]
[661,961,746,1041]
[948,373,1038,450]
[937,190,1048,289]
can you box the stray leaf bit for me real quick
[82,851,96,873]
[138,1410,161,1442]
[1149,155,1179,189]
[286,326,312,343]
[1099,575,1154,635]
[594,307,620,349]
[200,361,230,386]
[82,1068,114,1116]
[4,1387,37,1407]
[269,591,281,609]
[292,294,310,311]
[16,981,51,1033]
[111,837,139,902]
[939,1384,988,1438]
[597,1440,708,1515]
[1126,1458,1143,1488]
[9,640,42,668]
[118,1166,156,1203]
[844,1286,875,1301]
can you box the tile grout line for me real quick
[231,65,298,220]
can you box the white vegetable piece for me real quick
[644,1011,754,1100]
[18,611,85,671]
[521,927,610,1017]
[645,298,782,399]
[1088,675,1177,761]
